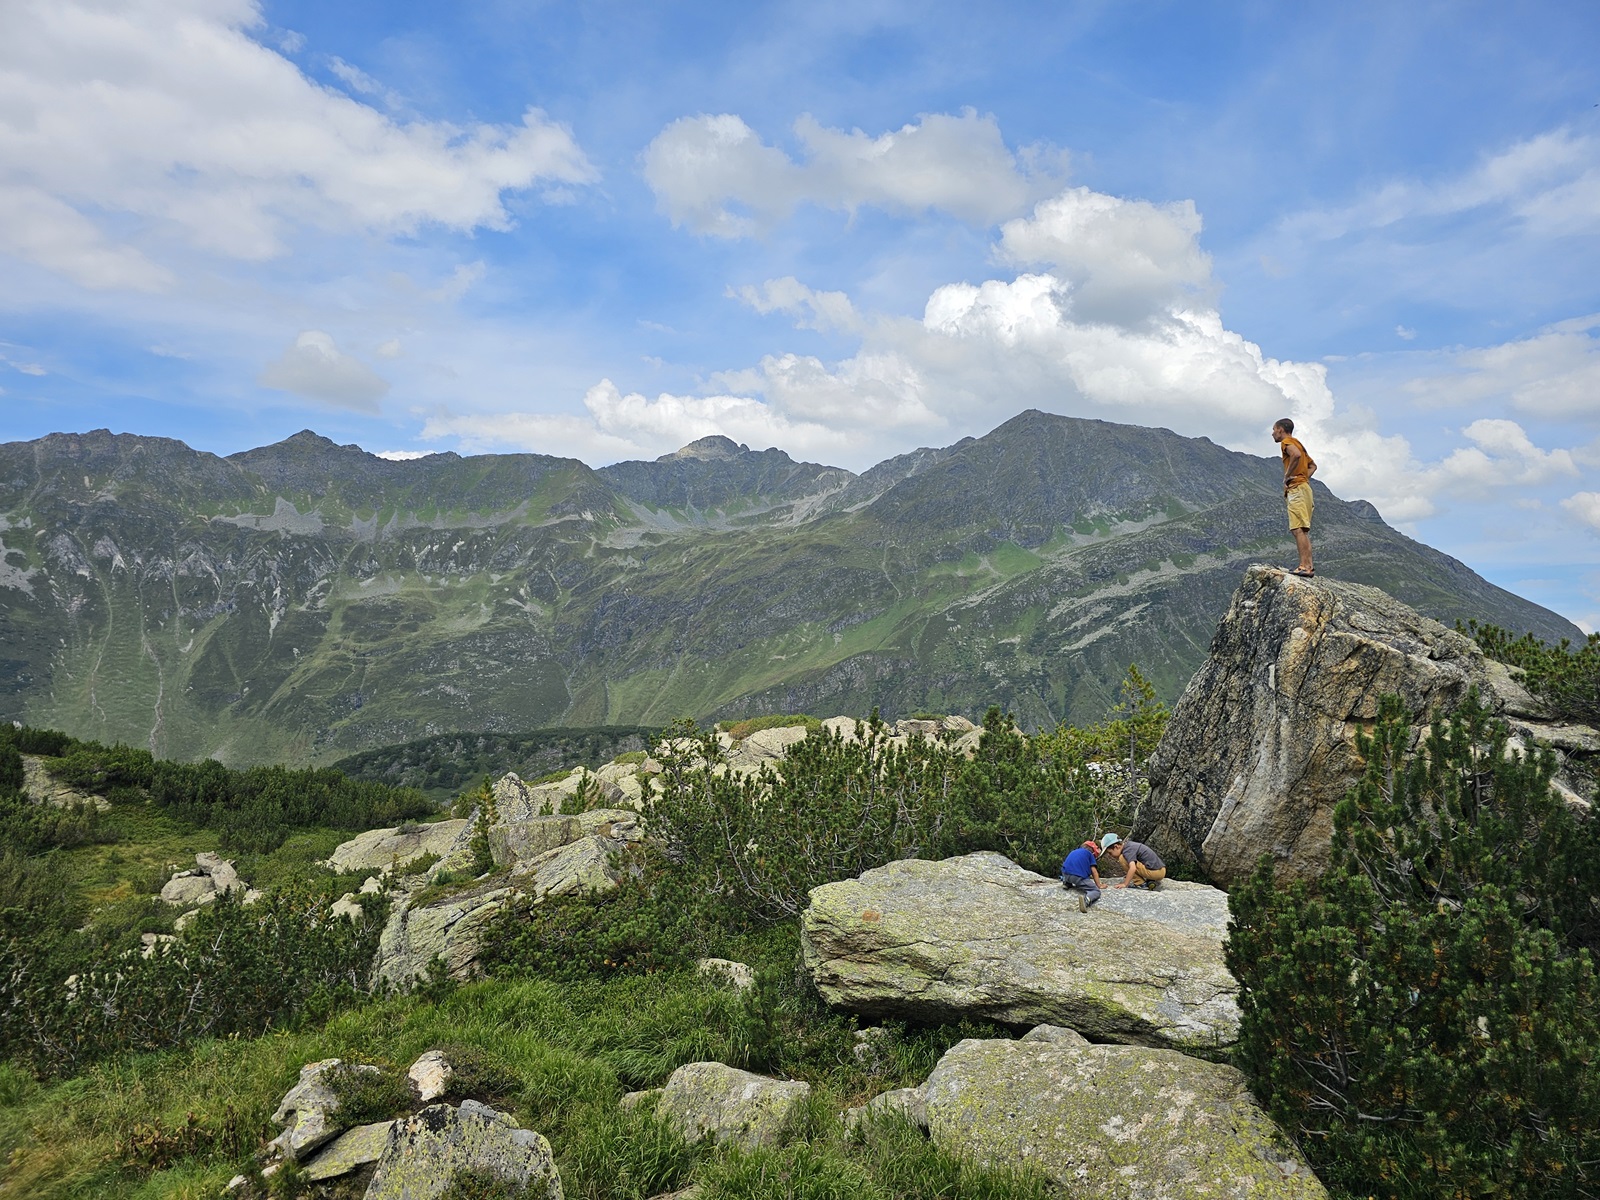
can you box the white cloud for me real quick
[0,0,596,287]
[422,379,864,464]
[996,188,1214,326]
[1285,128,1600,242]
[1396,325,1416,340]
[374,449,429,461]
[1402,315,1600,420]
[1563,492,1600,533]
[731,277,860,333]
[259,331,389,411]
[643,110,1059,237]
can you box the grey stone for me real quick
[844,1085,928,1132]
[302,1120,394,1181]
[924,1037,1326,1198]
[1134,566,1598,886]
[363,1100,560,1200]
[270,1058,380,1162]
[696,957,756,991]
[159,872,216,906]
[408,1050,453,1103]
[373,831,627,987]
[1021,1023,1090,1045]
[655,1061,811,1150]
[325,821,471,875]
[494,769,622,823]
[490,809,640,869]
[800,853,1238,1051]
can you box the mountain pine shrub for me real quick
[1227,692,1600,1198]
[1462,619,1600,729]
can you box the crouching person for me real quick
[1100,832,1166,890]
[1060,839,1104,913]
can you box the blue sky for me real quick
[2,0,1598,628]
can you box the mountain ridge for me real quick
[0,412,1578,764]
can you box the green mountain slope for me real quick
[0,414,1577,764]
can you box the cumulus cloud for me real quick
[996,188,1214,326]
[259,331,389,411]
[643,110,1059,237]
[374,449,429,461]
[1562,491,1600,533]
[1402,315,1600,420]
[0,0,596,287]
[423,379,865,464]
[731,277,860,333]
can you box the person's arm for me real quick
[1090,866,1101,887]
[1282,443,1302,491]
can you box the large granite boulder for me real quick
[1134,566,1597,887]
[654,1062,811,1150]
[363,1100,560,1200]
[924,1037,1325,1198]
[800,853,1238,1051]
[325,820,471,875]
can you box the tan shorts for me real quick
[1286,483,1313,530]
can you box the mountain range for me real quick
[0,410,1577,765]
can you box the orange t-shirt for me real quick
[1280,435,1316,488]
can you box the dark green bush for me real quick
[1227,692,1600,1198]
[325,1060,412,1125]
[1,885,387,1077]
[480,846,698,981]
[1464,619,1600,729]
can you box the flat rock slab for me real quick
[363,1101,559,1200]
[801,853,1239,1051]
[656,1062,811,1150]
[925,1038,1326,1199]
[303,1120,394,1181]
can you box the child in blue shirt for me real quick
[1060,839,1104,913]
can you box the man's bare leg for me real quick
[1291,527,1313,574]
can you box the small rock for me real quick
[844,1085,927,1132]
[408,1050,454,1102]
[655,1062,810,1150]
[696,958,756,991]
[1020,1023,1090,1045]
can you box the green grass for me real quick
[0,966,1044,1200]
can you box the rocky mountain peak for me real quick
[662,435,750,462]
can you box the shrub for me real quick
[1227,692,1600,1198]
[325,1060,412,1125]
[479,846,698,981]
[719,714,824,741]
[2,885,387,1077]
[1463,619,1600,729]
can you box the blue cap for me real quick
[1100,832,1122,852]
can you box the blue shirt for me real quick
[1062,846,1097,879]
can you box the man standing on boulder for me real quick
[1100,833,1166,890]
[1272,418,1316,578]
[1060,838,1105,913]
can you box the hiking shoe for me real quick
[1076,891,1088,914]
[1148,878,1163,892]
